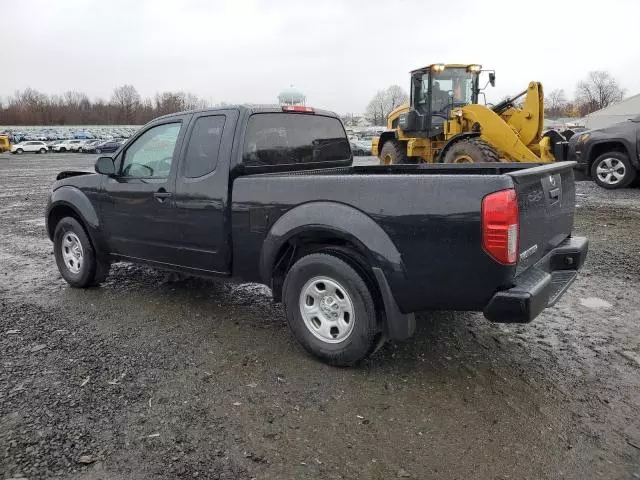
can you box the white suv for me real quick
[11,141,48,154]
[52,140,83,152]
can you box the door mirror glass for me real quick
[95,156,115,176]
[489,72,496,87]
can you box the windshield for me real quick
[432,68,476,106]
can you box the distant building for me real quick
[583,93,640,129]
[278,86,306,106]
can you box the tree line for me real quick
[0,85,212,125]
[364,70,626,126]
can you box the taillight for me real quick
[282,105,314,113]
[482,188,519,265]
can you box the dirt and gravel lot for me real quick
[1,152,639,480]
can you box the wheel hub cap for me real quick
[596,158,625,185]
[61,232,83,274]
[299,276,355,343]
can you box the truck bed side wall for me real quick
[231,173,515,313]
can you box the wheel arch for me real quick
[261,202,414,340]
[436,132,481,162]
[377,131,398,156]
[46,187,100,244]
[586,140,634,172]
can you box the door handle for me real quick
[154,189,172,202]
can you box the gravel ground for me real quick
[1,153,639,480]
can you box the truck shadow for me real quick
[88,263,555,382]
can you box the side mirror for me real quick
[95,156,115,176]
[489,72,496,87]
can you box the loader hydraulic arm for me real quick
[492,89,528,115]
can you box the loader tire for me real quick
[443,138,499,163]
[379,140,408,165]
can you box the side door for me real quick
[171,110,238,274]
[25,141,38,152]
[99,116,190,264]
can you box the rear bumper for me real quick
[483,236,588,323]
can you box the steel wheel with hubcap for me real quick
[299,276,355,343]
[283,252,380,366]
[591,152,637,189]
[61,232,84,274]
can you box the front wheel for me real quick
[442,138,499,163]
[379,140,408,165]
[591,152,637,189]
[39,148,46,154]
[53,217,109,288]
[15,148,24,155]
[95,148,101,154]
[283,253,379,366]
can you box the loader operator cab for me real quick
[402,64,481,135]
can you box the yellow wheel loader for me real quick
[0,135,11,153]
[372,64,566,164]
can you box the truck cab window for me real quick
[121,123,181,178]
[183,115,225,178]
[243,113,350,166]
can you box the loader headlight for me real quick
[467,64,482,73]
[431,64,446,72]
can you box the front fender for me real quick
[259,202,404,285]
[46,186,100,240]
[585,138,638,169]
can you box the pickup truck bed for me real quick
[46,105,587,366]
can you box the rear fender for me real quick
[260,202,414,340]
[260,202,403,284]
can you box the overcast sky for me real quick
[3,0,640,114]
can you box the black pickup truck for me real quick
[46,105,588,365]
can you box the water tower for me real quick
[278,86,306,106]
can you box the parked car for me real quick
[569,115,640,189]
[85,140,122,154]
[11,141,48,154]
[350,139,372,156]
[79,139,101,152]
[52,140,77,152]
[46,105,587,366]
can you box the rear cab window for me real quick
[182,115,225,178]
[242,113,351,167]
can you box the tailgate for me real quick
[508,162,576,273]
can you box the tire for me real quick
[60,147,66,152]
[39,148,46,154]
[53,217,108,288]
[16,148,24,155]
[591,151,637,189]
[95,148,101,154]
[442,138,499,163]
[283,253,379,366]
[379,140,408,165]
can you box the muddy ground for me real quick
[0,152,639,480]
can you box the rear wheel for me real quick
[591,152,636,189]
[95,148,102,154]
[283,253,379,366]
[379,140,408,165]
[443,138,499,163]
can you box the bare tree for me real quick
[111,85,141,124]
[365,85,409,126]
[545,88,567,118]
[0,85,217,125]
[575,71,625,115]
